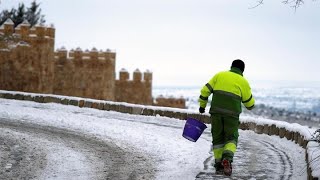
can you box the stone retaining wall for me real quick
[0,90,317,179]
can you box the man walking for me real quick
[198,59,255,176]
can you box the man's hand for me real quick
[199,107,205,114]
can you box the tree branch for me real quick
[249,0,264,9]
[250,0,308,9]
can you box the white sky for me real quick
[1,0,320,86]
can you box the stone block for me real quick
[153,109,161,116]
[109,104,120,112]
[279,128,286,138]
[270,125,279,136]
[79,100,85,107]
[98,103,104,110]
[34,96,44,103]
[248,122,256,131]
[132,107,143,115]
[239,122,249,130]
[255,125,264,134]
[187,113,199,120]
[69,99,79,106]
[298,135,306,148]
[163,110,174,118]
[285,130,293,140]
[61,98,69,105]
[3,93,14,99]
[202,115,211,124]
[92,102,99,109]
[154,109,166,117]
[263,124,270,135]
[125,106,133,113]
[142,108,155,116]
[119,105,132,113]
[180,113,188,120]
[15,94,24,100]
[171,111,181,119]
[103,103,111,111]
[84,101,93,108]
[23,95,33,101]
[118,105,125,113]
[43,96,61,103]
[294,132,299,144]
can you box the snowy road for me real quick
[0,119,154,180]
[0,99,307,179]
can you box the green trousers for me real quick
[211,113,239,163]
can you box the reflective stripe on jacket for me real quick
[199,67,255,117]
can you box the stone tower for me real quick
[0,19,55,93]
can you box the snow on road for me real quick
[0,99,307,179]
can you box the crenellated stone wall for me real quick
[154,95,186,109]
[0,18,186,108]
[0,19,55,94]
[54,47,116,100]
[115,68,153,105]
[0,18,160,105]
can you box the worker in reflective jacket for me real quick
[198,59,255,176]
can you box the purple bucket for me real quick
[182,118,207,142]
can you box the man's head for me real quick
[231,59,245,72]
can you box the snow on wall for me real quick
[0,90,319,179]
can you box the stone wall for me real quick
[153,95,186,109]
[0,90,316,179]
[54,47,116,100]
[0,20,55,94]
[0,19,158,105]
[115,69,152,105]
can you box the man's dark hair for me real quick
[231,59,245,72]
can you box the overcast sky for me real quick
[1,0,320,87]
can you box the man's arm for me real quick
[241,79,255,110]
[198,74,218,112]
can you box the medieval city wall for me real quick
[154,95,186,109]
[54,47,116,100]
[0,19,185,108]
[0,20,55,94]
[115,69,153,105]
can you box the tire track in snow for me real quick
[259,140,293,180]
[196,132,295,180]
[101,114,297,179]
[0,118,155,180]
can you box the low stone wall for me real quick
[0,90,318,179]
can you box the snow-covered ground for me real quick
[153,83,320,114]
[0,98,310,179]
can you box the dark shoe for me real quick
[214,162,224,175]
[222,159,232,176]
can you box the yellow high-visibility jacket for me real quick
[199,67,255,117]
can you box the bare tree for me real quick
[250,0,310,10]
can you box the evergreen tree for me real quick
[0,0,45,27]
[26,0,45,27]
[0,9,14,26]
[12,3,25,27]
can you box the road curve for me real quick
[196,130,304,180]
[0,99,307,180]
[0,119,155,180]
